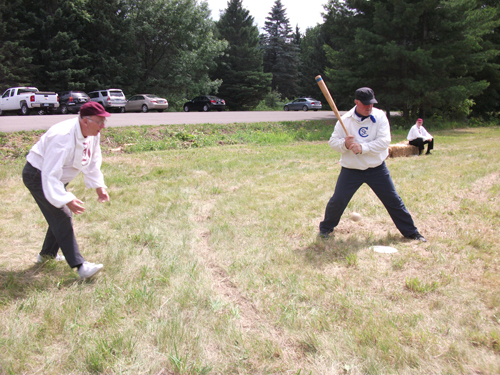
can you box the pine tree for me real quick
[14,0,96,91]
[80,0,135,92]
[469,0,500,117]
[261,0,300,100]
[212,0,271,110]
[323,0,498,119]
[0,0,35,89]
[296,25,328,99]
[292,25,301,46]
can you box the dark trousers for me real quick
[319,162,418,237]
[22,162,84,268]
[409,138,433,154]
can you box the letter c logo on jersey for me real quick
[359,127,369,138]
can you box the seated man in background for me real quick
[407,118,434,155]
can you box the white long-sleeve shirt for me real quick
[328,106,391,170]
[407,124,432,141]
[26,117,106,208]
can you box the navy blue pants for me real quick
[319,162,418,237]
[409,138,433,154]
[23,162,85,268]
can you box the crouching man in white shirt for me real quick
[23,102,111,279]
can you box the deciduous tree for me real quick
[126,0,227,104]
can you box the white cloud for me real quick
[205,0,327,32]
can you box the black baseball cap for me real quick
[355,87,378,105]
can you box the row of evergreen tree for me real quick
[1,0,499,119]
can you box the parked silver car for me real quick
[88,89,126,113]
[125,94,168,113]
[284,97,322,111]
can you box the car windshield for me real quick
[206,96,219,100]
[109,91,124,97]
[18,88,38,94]
[146,94,159,98]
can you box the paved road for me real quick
[0,110,340,132]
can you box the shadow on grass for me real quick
[296,234,412,269]
[0,261,88,303]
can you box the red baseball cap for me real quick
[80,102,111,117]
[417,118,423,122]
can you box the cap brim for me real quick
[361,99,378,105]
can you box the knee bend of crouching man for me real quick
[23,101,111,279]
[318,87,426,243]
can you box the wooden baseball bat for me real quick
[315,75,349,136]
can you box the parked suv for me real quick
[57,91,90,114]
[88,89,126,112]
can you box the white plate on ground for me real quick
[372,246,398,253]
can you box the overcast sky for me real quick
[205,0,327,32]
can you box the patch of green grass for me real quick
[405,277,440,294]
[0,120,335,161]
[345,253,358,267]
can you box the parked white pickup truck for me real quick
[0,87,59,115]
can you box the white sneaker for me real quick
[77,262,103,279]
[36,254,66,263]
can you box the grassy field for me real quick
[0,121,499,374]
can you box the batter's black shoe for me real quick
[406,232,427,242]
[318,231,331,239]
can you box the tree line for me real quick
[1,0,498,119]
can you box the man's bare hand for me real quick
[67,199,85,214]
[96,187,110,203]
[344,135,356,149]
[349,143,362,155]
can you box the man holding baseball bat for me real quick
[319,87,426,242]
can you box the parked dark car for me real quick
[183,95,226,112]
[125,94,168,113]
[57,91,90,114]
[284,97,322,111]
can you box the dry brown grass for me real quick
[0,126,499,374]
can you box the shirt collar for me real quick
[354,108,376,123]
[73,118,87,169]
[76,117,86,140]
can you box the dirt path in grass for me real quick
[191,199,300,363]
